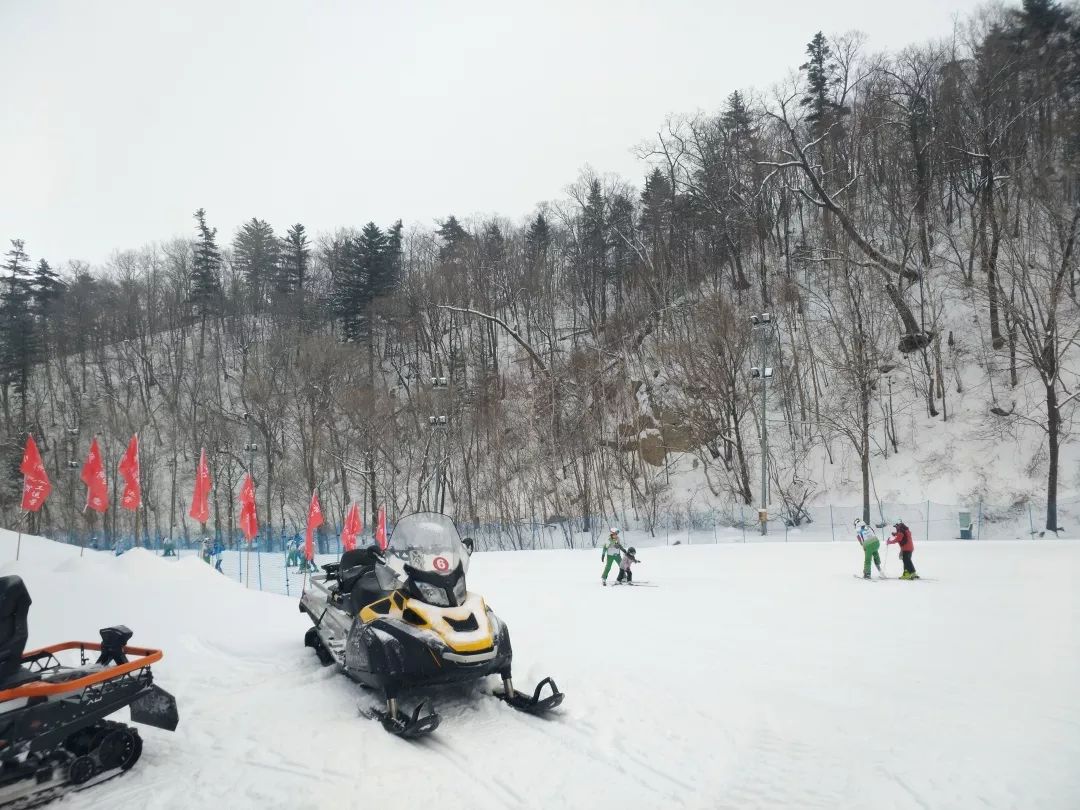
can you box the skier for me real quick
[600,527,626,586]
[616,546,639,584]
[887,519,919,579]
[201,537,212,565]
[286,535,303,568]
[854,518,883,579]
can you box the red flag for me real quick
[375,504,387,551]
[19,435,51,512]
[81,438,109,513]
[305,491,323,561]
[118,435,141,511]
[189,448,211,524]
[341,503,362,552]
[239,473,258,542]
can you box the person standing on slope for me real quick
[601,527,626,586]
[887,519,919,580]
[854,518,883,579]
[616,547,640,584]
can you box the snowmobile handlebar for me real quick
[0,641,164,701]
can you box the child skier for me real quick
[887,519,919,579]
[601,527,626,586]
[616,547,639,584]
[854,518,883,579]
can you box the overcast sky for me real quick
[2,0,990,266]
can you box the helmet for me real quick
[627,547,637,555]
[853,518,864,529]
[609,527,620,535]
[893,517,904,526]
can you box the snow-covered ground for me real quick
[3,529,1079,809]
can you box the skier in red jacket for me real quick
[887,520,919,580]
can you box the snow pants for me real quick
[602,554,621,581]
[862,538,881,577]
[901,549,916,575]
[616,567,633,583]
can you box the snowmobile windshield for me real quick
[386,513,468,576]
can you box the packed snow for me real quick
[2,529,1078,809]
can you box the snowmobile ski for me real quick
[495,676,564,715]
[360,699,441,739]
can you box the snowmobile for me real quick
[299,512,563,738]
[0,575,179,809]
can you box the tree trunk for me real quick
[861,383,871,524]
[1046,381,1060,532]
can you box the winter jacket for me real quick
[603,538,625,559]
[887,524,914,552]
[619,552,639,571]
[855,525,877,545]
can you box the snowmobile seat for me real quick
[343,571,387,615]
[0,576,31,683]
[338,546,382,593]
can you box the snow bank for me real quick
[1,529,1077,809]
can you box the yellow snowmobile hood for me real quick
[359,591,494,654]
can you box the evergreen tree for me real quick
[799,32,848,135]
[31,258,65,319]
[436,215,470,265]
[524,212,552,269]
[232,218,279,310]
[188,208,223,322]
[385,219,404,291]
[0,240,38,427]
[608,193,636,311]
[278,223,310,298]
[578,180,608,323]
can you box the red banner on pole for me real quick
[375,505,387,551]
[81,438,109,513]
[189,448,211,524]
[118,435,141,511]
[239,474,258,542]
[341,503,362,552]
[305,491,323,561]
[19,435,51,512]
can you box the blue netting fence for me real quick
[33,497,1078,597]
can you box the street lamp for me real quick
[749,313,775,536]
[430,376,449,510]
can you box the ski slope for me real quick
[2,530,1078,810]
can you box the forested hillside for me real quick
[3,1,1079,543]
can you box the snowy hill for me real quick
[2,529,1078,809]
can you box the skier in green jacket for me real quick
[855,518,883,579]
[601,527,626,586]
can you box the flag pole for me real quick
[15,511,26,561]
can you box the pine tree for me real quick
[385,219,404,291]
[279,223,310,299]
[31,258,65,318]
[578,180,607,324]
[524,212,552,269]
[188,208,223,323]
[799,32,848,135]
[0,240,38,428]
[232,218,279,311]
[437,215,470,265]
[360,222,391,301]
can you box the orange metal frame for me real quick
[0,642,163,701]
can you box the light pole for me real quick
[749,313,774,536]
[429,376,449,511]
